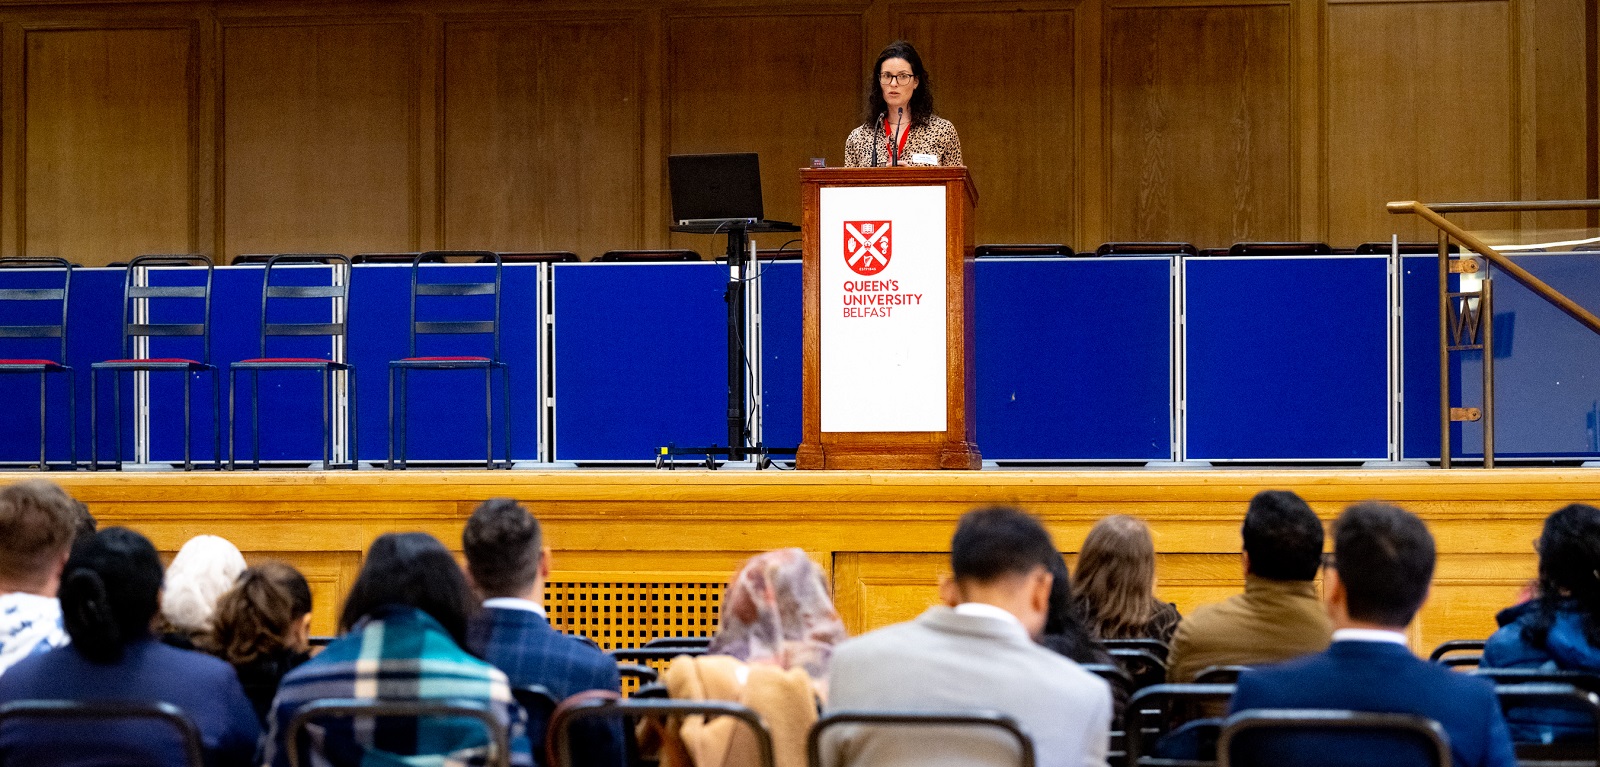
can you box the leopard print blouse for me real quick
[844,115,964,168]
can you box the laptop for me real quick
[669,153,789,228]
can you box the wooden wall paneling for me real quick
[245,550,359,636]
[895,4,1081,248]
[219,19,419,258]
[440,15,646,258]
[1105,3,1295,248]
[1324,0,1516,244]
[21,25,198,265]
[1525,0,1593,233]
[665,10,863,254]
[1413,552,1533,651]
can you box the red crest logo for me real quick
[844,221,892,276]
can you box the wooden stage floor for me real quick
[28,466,1596,654]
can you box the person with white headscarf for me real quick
[160,535,246,647]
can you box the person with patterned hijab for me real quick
[708,548,848,681]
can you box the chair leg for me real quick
[212,368,222,470]
[112,370,123,469]
[38,373,47,471]
[398,368,408,470]
[321,368,331,470]
[347,367,359,470]
[90,369,99,471]
[484,367,493,470]
[182,371,193,471]
[67,370,77,471]
[386,366,396,470]
[502,365,512,469]
[251,370,261,470]
[228,368,238,471]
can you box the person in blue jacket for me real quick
[1483,503,1600,743]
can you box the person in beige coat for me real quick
[1166,490,1334,682]
[821,507,1112,767]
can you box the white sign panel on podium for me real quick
[818,184,947,432]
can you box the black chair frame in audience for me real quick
[91,254,220,471]
[973,244,1075,258]
[1493,682,1600,767]
[551,697,775,767]
[1193,666,1250,685]
[0,257,76,470]
[617,663,659,686]
[0,699,206,767]
[1124,683,1236,767]
[610,647,707,664]
[387,251,511,470]
[229,254,357,470]
[1475,669,1600,695]
[285,698,510,767]
[1215,709,1451,767]
[808,710,1036,767]
[1084,663,1137,708]
[595,249,701,262]
[1105,638,1172,662]
[354,252,431,264]
[1111,647,1169,690]
[1096,242,1198,257]
[642,636,713,650]
[1429,639,1486,664]
[490,251,580,263]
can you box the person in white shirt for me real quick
[822,506,1113,767]
[0,480,83,676]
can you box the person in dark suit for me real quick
[462,498,623,767]
[0,527,260,767]
[1228,502,1517,767]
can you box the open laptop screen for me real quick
[668,153,764,226]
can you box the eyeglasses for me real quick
[878,72,917,86]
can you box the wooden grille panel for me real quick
[545,579,722,651]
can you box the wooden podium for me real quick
[794,166,980,470]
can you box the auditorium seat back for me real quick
[809,710,1035,767]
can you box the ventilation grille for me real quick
[545,579,722,651]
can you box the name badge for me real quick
[909,153,939,166]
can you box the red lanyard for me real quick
[883,120,910,166]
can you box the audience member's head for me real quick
[340,532,474,647]
[161,535,247,636]
[1242,490,1325,581]
[59,527,164,663]
[1073,515,1161,639]
[0,479,81,596]
[462,498,546,600]
[1525,503,1600,648]
[1038,552,1108,663]
[70,499,96,545]
[1328,502,1435,629]
[206,561,313,666]
[709,548,847,678]
[941,506,1060,637]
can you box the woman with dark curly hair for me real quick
[844,40,963,168]
[1483,503,1600,742]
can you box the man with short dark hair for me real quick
[462,498,622,767]
[823,506,1111,767]
[1166,489,1332,681]
[1228,502,1516,767]
[0,480,81,677]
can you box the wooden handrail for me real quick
[1387,200,1600,336]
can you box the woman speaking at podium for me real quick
[845,40,964,168]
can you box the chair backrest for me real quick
[1105,638,1171,662]
[1110,647,1169,690]
[1194,666,1250,685]
[1096,242,1198,257]
[1354,242,1460,255]
[1475,669,1600,695]
[596,249,701,262]
[1216,709,1451,767]
[0,699,206,767]
[616,663,659,685]
[808,710,1036,767]
[408,252,502,360]
[259,254,351,358]
[1084,663,1137,708]
[0,257,72,363]
[285,697,510,767]
[491,251,580,263]
[355,252,430,264]
[1494,682,1600,765]
[550,696,774,767]
[121,254,214,362]
[1429,639,1486,663]
[1226,242,1333,257]
[611,647,707,663]
[973,244,1075,258]
[1124,683,1236,764]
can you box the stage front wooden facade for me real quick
[37,467,1585,654]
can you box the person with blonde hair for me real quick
[160,534,246,646]
[0,479,82,677]
[1073,515,1181,643]
[201,561,313,725]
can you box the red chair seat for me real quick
[0,358,63,367]
[401,356,491,362]
[238,357,334,364]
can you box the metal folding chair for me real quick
[1124,683,1236,767]
[0,699,205,767]
[1217,709,1451,767]
[1194,666,1250,685]
[229,254,356,470]
[285,698,510,767]
[91,254,220,470]
[1105,638,1172,662]
[0,257,76,469]
[1429,639,1486,668]
[808,710,1036,767]
[387,251,511,469]
[1111,647,1170,690]
[642,636,713,650]
[550,697,773,767]
[1495,682,1600,767]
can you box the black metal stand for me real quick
[669,220,799,464]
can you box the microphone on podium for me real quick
[892,107,905,166]
[871,112,885,167]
